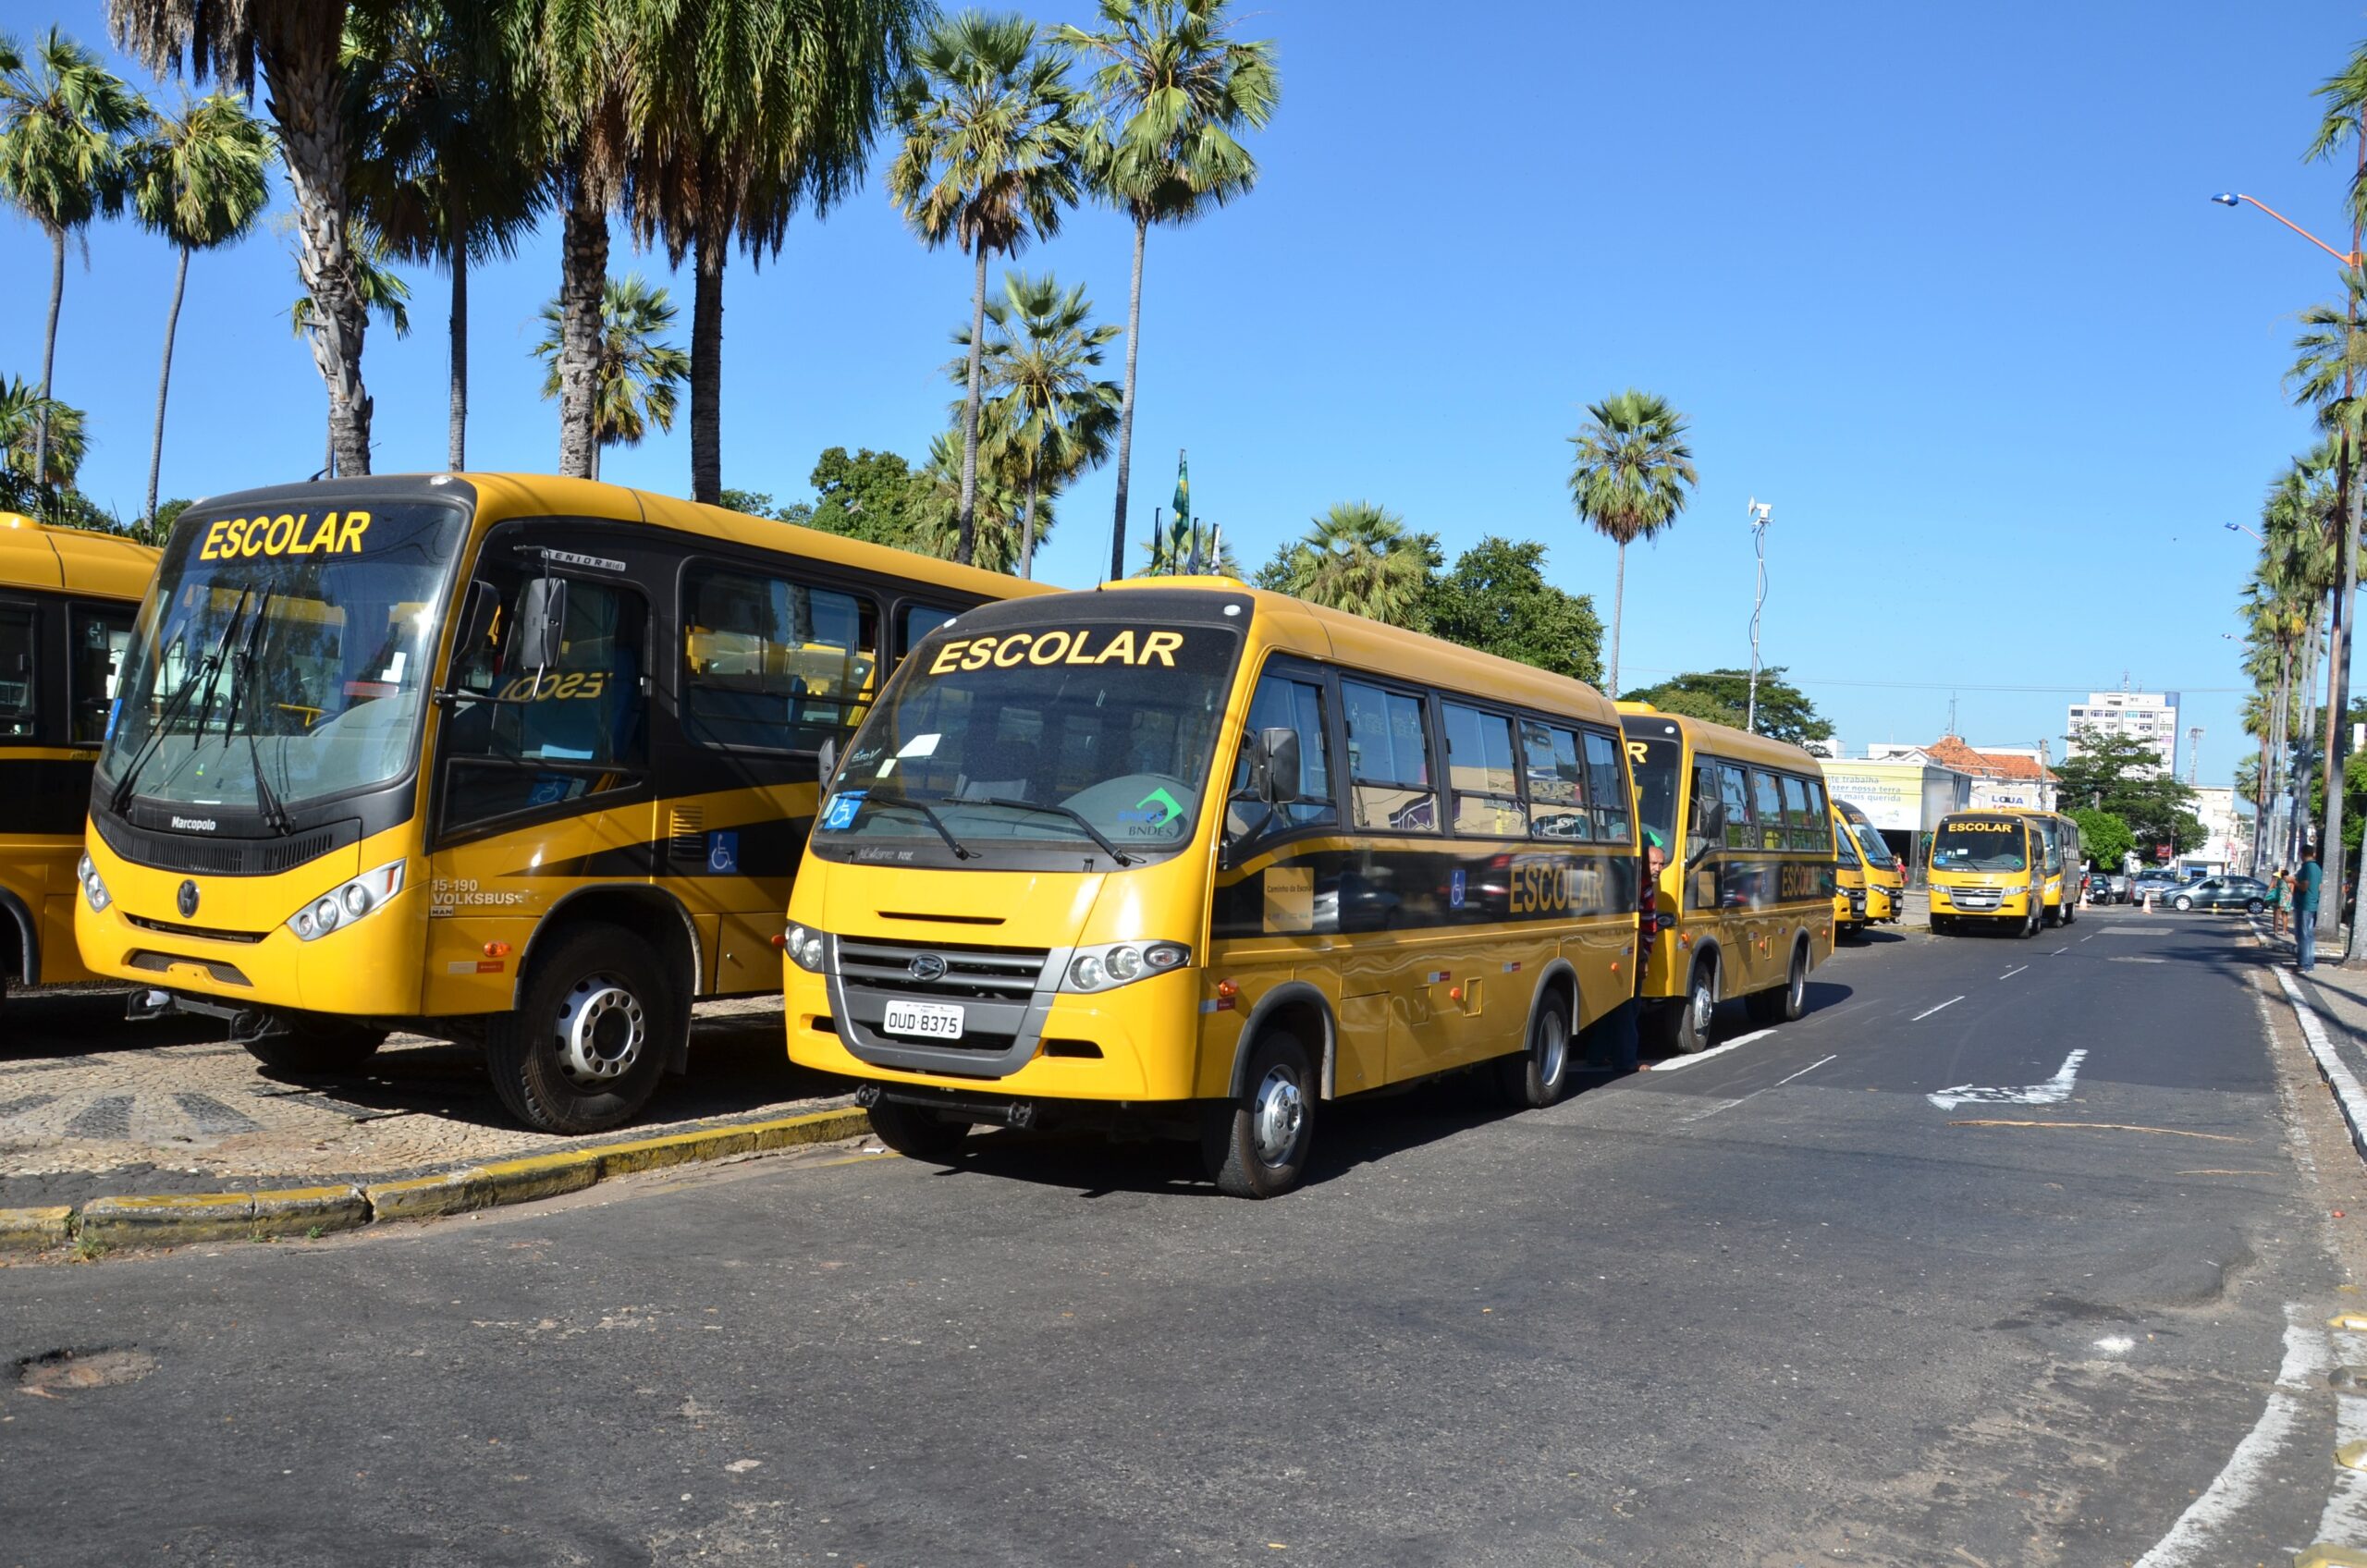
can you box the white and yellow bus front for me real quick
[1927,814,2044,937]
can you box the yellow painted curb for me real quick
[80,1191,256,1246]
[2296,1546,2367,1567]
[2332,1312,2367,1334]
[2339,1440,2367,1473]
[0,1205,73,1254]
[251,1184,371,1236]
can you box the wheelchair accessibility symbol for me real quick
[706,831,739,875]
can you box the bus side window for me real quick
[1342,679,1438,833]
[1227,672,1335,844]
[1718,764,1753,850]
[0,604,35,739]
[1581,731,1629,844]
[1688,762,1721,863]
[1750,769,1785,851]
[898,603,958,660]
[1781,774,1821,851]
[1442,702,1523,838]
[1520,720,1585,840]
[682,564,877,752]
[68,605,134,744]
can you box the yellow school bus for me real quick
[1834,798,1905,924]
[781,580,1642,1197]
[73,474,1049,1132]
[2004,807,2082,926]
[1833,802,1870,937]
[1617,704,1836,1053]
[1927,810,2047,937]
[0,514,155,1010]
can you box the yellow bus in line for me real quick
[1834,798,1904,925]
[1617,704,1836,1053]
[1833,802,1870,937]
[781,580,1643,1197]
[1927,810,2046,937]
[2005,807,2082,926]
[73,474,1052,1132]
[0,514,155,1011]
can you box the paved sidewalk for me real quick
[2251,915,2367,1095]
[0,987,852,1213]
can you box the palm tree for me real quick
[912,428,1051,573]
[290,225,412,479]
[111,0,378,476]
[1256,502,1434,627]
[1058,0,1277,582]
[2260,446,2342,867]
[0,28,144,506]
[532,273,690,483]
[888,11,1085,566]
[499,0,642,479]
[0,375,86,499]
[950,269,1122,579]
[344,1,547,472]
[129,91,270,527]
[633,0,923,505]
[1566,389,1698,697]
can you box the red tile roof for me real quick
[1926,735,2058,782]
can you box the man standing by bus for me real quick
[2296,852,2324,973]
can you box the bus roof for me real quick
[1613,700,1828,774]
[0,512,159,600]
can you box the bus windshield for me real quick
[813,619,1240,866]
[97,501,465,817]
[1932,822,2026,873]
[1851,822,1894,865]
[1626,734,1682,849]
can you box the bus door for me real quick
[1337,676,1457,1084]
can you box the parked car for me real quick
[2130,872,2180,902]
[2088,872,2128,904]
[2168,875,2270,914]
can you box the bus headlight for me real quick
[1063,940,1190,993]
[289,861,404,942]
[77,852,110,913]
[784,925,827,973]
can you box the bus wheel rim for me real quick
[557,979,645,1087]
[1691,977,1712,1035]
[1789,955,1805,1011]
[1539,1010,1568,1084]
[1251,1066,1305,1167]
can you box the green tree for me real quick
[888,11,1085,565]
[1620,668,1832,747]
[2069,807,2134,873]
[113,0,379,476]
[1566,388,1697,697]
[953,268,1122,579]
[1057,0,1277,580]
[0,28,143,503]
[532,273,690,482]
[912,427,1049,573]
[0,374,85,496]
[1420,535,1602,685]
[129,91,270,526]
[2054,730,2201,856]
[803,446,931,545]
[715,487,813,522]
[1254,501,1439,628]
[344,0,547,472]
[634,0,923,505]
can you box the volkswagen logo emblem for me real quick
[177,879,200,919]
[907,952,947,983]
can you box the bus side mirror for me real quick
[1251,728,1302,804]
[516,576,568,671]
[816,734,838,787]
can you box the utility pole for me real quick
[2188,726,2202,786]
[1745,499,1772,733]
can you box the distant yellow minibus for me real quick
[2005,807,2082,927]
[1928,811,2046,937]
[0,514,155,1011]
[1833,802,1870,937]
[1617,704,1835,1053]
[1834,798,1904,924]
[782,580,1643,1197]
[73,474,1048,1132]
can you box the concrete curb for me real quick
[5,1105,873,1260]
[2274,963,2367,1169]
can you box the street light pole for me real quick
[1745,499,1772,733]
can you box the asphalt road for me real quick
[4,907,2361,1566]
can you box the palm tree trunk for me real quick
[271,26,374,477]
[32,225,63,500]
[2297,604,2324,867]
[144,246,190,529]
[557,167,610,481]
[956,238,988,568]
[1021,466,1038,581]
[1607,540,1626,697]
[448,244,468,472]
[1108,212,1147,583]
[690,219,726,506]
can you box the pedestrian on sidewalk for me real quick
[2269,868,2288,938]
[2296,852,2324,972]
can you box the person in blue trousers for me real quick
[2296,852,2324,973]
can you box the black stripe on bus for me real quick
[0,756,99,838]
[1212,842,1640,938]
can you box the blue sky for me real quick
[5,0,2361,787]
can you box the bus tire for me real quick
[1668,957,1717,1054]
[486,923,671,1135]
[1205,1032,1315,1199]
[1748,942,1809,1024]
[240,1017,387,1075]
[865,1100,971,1164]
[2018,904,2042,938]
[1493,991,1572,1109]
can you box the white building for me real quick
[1819,755,1975,875]
[2188,785,2252,875]
[2067,691,2180,776]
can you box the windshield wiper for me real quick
[856,791,975,861]
[230,592,292,836]
[106,601,248,816]
[968,796,1141,866]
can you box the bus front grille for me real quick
[1946,888,2003,911]
[835,938,1050,1003]
[827,936,1067,1078]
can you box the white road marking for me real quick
[2001,964,2029,979]
[2081,934,2096,942]
[1909,997,1964,1021]
[2051,946,2069,955]
[1775,1054,1837,1086]
[1926,1048,2086,1111]
[1645,1028,1774,1074]
[2131,1311,2324,1568]
[2095,1335,2134,1354]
